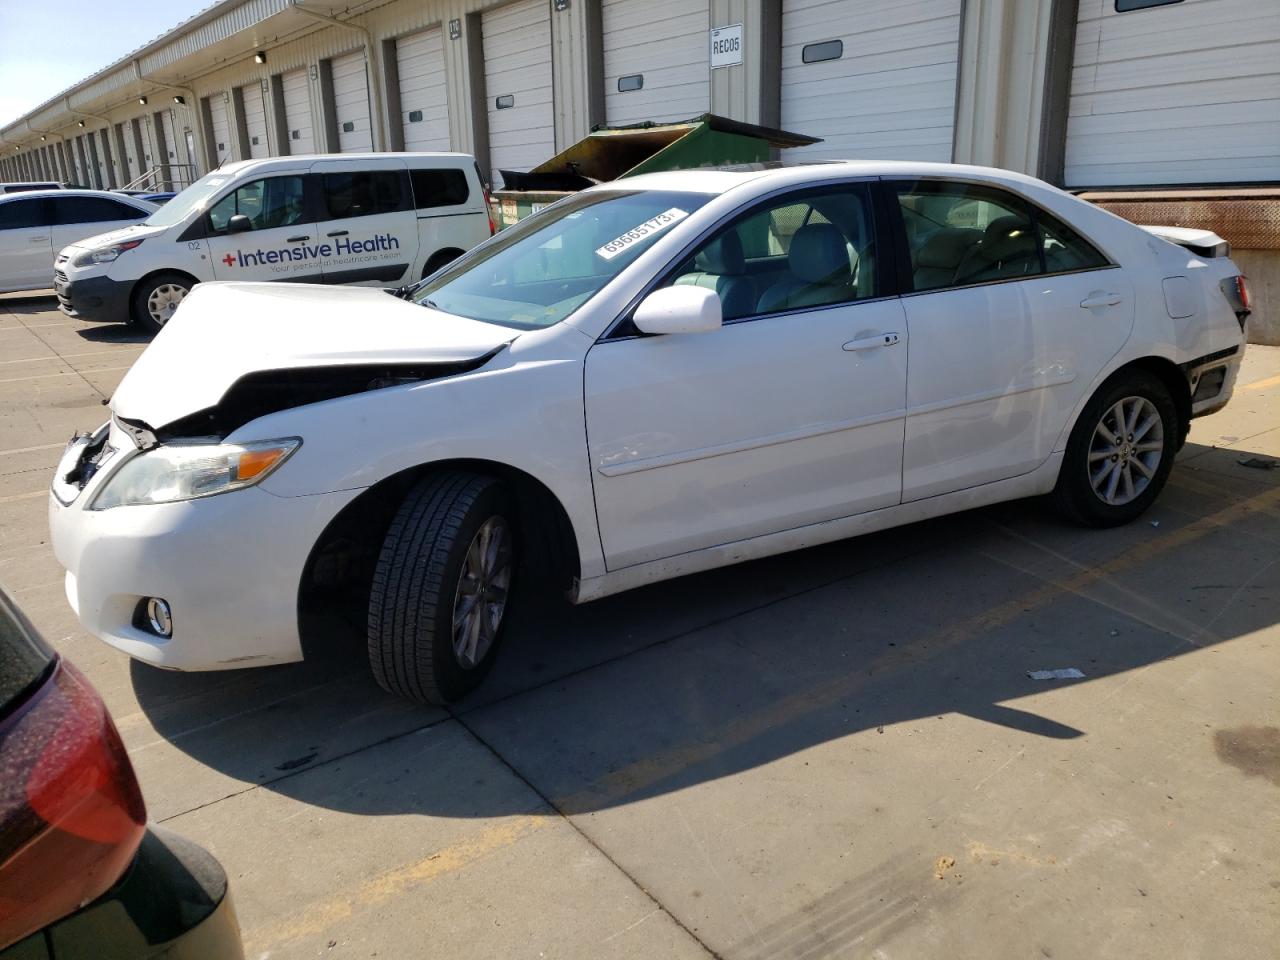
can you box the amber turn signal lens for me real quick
[235,447,288,482]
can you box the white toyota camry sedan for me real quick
[49,161,1250,703]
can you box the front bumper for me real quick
[49,441,360,671]
[53,268,132,323]
[18,827,244,959]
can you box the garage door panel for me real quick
[331,51,373,152]
[781,0,960,162]
[483,0,554,180]
[396,26,449,153]
[1065,0,1280,186]
[209,95,232,162]
[282,69,315,155]
[240,84,269,158]
[603,0,708,126]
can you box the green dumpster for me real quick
[490,113,820,229]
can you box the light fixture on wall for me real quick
[254,51,267,64]
[172,95,185,105]
[138,96,148,105]
[39,135,46,141]
[77,120,85,127]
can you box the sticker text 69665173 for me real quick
[595,208,689,261]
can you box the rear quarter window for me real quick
[0,593,54,721]
[409,168,470,210]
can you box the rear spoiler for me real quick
[1139,225,1230,259]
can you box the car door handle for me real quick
[326,230,348,238]
[1080,292,1122,309]
[843,332,901,352]
[287,235,309,243]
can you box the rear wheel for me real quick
[421,248,463,280]
[1054,370,1179,526]
[367,473,517,704]
[130,272,193,334]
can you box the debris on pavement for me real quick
[1027,668,1086,680]
[1237,456,1279,470]
[935,856,956,880]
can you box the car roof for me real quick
[0,188,155,204]
[208,151,475,176]
[611,160,1055,196]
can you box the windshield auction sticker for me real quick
[595,208,689,261]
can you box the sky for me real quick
[0,0,212,128]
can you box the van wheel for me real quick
[131,272,193,334]
[1054,370,1178,527]
[367,472,517,704]
[421,249,463,280]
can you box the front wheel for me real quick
[130,272,193,334]
[1054,370,1179,527]
[367,473,517,704]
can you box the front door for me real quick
[889,178,1134,502]
[206,173,322,283]
[585,182,907,570]
[0,197,52,292]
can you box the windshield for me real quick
[412,189,714,329]
[142,170,240,228]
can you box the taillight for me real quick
[1236,275,1252,313]
[1219,275,1252,329]
[0,658,145,949]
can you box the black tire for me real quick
[367,472,517,704]
[1053,369,1179,527]
[130,271,194,334]
[421,248,462,280]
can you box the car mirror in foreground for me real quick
[227,214,252,234]
[632,285,722,336]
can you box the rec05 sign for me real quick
[709,23,743,69]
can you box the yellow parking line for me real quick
[0,490,48,505]
[0,365,131,385]
[1241,372,1280,392]
[245,814,553,951]
[0,442,65,457]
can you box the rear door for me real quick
[205,172,321,282]
[311,157,416,285]
[408,165,487,272]
[888,178,1133,501]
[49,195,150,252]
[0,197,53,292]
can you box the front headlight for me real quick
[89,438,301,510]
[72,238,144,268]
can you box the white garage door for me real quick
[114,124,133,182]
[780,0,962,162]
[482,0,554,184]
[240,82,270,158]
[331,50,373,152]
[160,111,179,168]
[602,0,710,126]
[1065,0,1280,187]
[397,27,451,152]
[281,69,315,155]
[208,94,232,163]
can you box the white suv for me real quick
[49,161,1248,704]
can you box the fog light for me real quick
[144,598,172,638]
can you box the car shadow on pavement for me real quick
[128,443,1280,820]
[75,323,152,344]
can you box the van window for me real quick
[322,171,404,220]
[51,196,145,224]
[409,169,469,209]
[0,198,50,229]
[208,176,306,232]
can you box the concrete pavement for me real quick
[2,290,1277,959]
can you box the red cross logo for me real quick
[221,254,236,267]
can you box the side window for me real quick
[1037,209,1110,273]
[895,181,1039,292]
[51,196,145,224]
[0,199,49,229]
[665,185,877,322]
[322,170,404,220]
[409,169,470,209]
[208,176,306,232]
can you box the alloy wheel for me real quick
[1088,395,1164,506]
[451,516,512,669]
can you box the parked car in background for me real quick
[0,190,155,294]
[114,190,175,204]
[0,588,242,957]
[47,161,1248,705]
[55,152,495,332]
[0,181,64,194]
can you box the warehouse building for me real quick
[2,0,1277,339]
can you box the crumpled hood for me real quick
[60,221,168,255]
[111,281,516,429]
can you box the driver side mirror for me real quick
[227,214,252,234]
[632,285,722,336]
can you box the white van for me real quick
[53,153,494,332]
